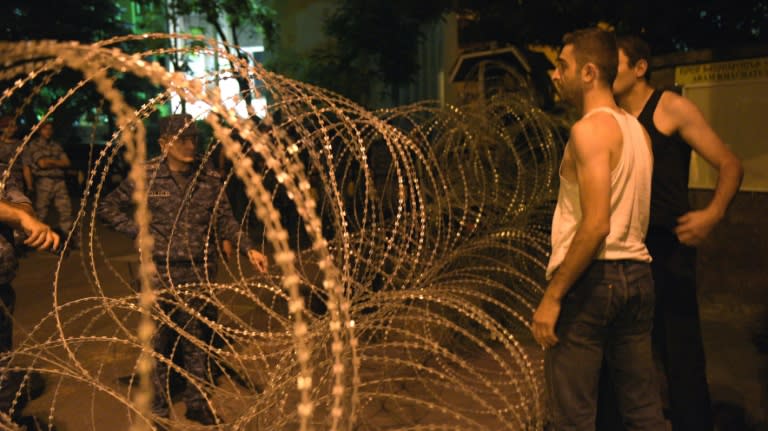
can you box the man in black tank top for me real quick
[599,35,744,431]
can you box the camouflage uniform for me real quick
[98,155,253,416]
[0,163,32,411]
[21,137,72,233]
[0,138,25,190]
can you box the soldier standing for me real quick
[21,122,73,236]
[98,114,267,426]
[0,162,59,430]
[0,116,25,189]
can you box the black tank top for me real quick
[638,90,691,230]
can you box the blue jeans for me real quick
[545,260,665,431]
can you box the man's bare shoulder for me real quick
[570,111,621,153]
[658,90,700,128]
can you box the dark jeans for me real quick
[647,228,712,430]
[546,260,664,431]
[597,228,713,431]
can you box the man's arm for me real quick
[37,144,71,169]
[532,117,615,348]
[665,93,744,245]
[215,190,267,272]
[23,165,33,191]
[0,199,29,229]
[0,200,59,251]
[37,154,71,169]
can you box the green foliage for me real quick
[1,0,151,139]
[134,0,278,49]
[324,0,451,89]
[1,0,277,141]
[1,0,130,42]
[265,42,375,107]
[271,0,452,107]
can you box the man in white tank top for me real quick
[531,28,665,430]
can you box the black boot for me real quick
[0,370,46,414]
[13,415,57,431]
[185,404,218,425]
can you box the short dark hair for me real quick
[617,35,652,80]
[158,113,198,138]
[562,28,618,86]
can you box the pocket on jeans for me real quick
[560,278,614,325]
[634,271,656,323]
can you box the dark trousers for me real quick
[546,261,664,431]
[0,283,17,412]
[648,228,713,430]
[150,262,218,416]
[0,283,14,354]
[597,229,713,431]
[33,177,73,233]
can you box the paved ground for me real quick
[6,223,768,430]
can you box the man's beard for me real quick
[558,82,582,108]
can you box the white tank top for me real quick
[546,107,653,280]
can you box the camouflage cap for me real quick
[158,114,198,138]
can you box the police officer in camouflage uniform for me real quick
[22,122,73,236]
[0,162,59,430]
[98,114,267,426]
[0,116,25,189]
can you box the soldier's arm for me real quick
[39,155,70,169]
[23,165,33,191]
[3,163,29,204]
[38,145,71,169]
[97,178,139,238]
[0,199,26,229]
[2,198,34,218]
[0,200,58,251]
[216,197,268,272]
[0,179,59,250]
[215,191,254,254]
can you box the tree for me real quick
[134,0,277,52]
[269,0,452,107]
[1,0,146,139]
[456,0,768,54]
[283,0,768,107]
[1,0,130,42]
[130,0,277,111]
[1,0,277,133]
[323,0,453,105]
